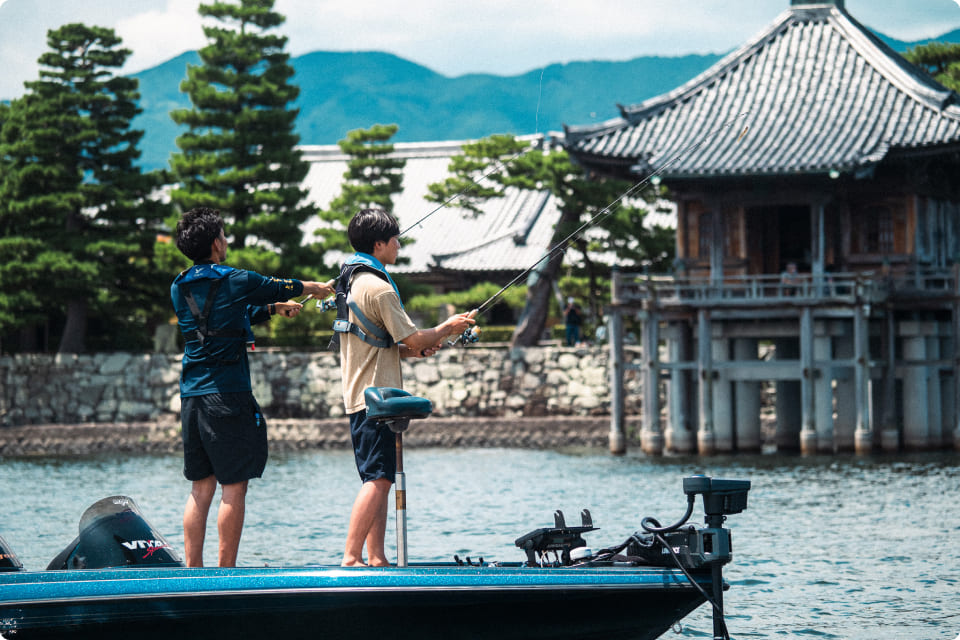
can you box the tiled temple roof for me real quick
[563,3,960,179]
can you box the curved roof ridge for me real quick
[563,3,960,178]
[828,6,959,113]
[619,9,798,122]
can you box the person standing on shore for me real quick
[335,208,475,567]
[171,206,334,567]
[563,297,582,346]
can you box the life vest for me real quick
[329,262,395,351]
[174,263,253,363]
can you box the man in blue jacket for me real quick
[171,206,333,567]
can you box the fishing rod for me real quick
[469,111,752,320]
[440,111,751,347]
[400,67,549,237]
[399,138,542,237]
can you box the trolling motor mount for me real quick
[514,509,597,566]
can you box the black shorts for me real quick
[181,392,268,485]
[350,410,396,483]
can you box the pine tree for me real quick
[316,124,406,267]
[905,42,960,92]
[169,0,315,276]
[0,24,168,353]
[427,135,667,347]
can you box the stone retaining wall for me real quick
[0,346,643,428]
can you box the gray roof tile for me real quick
[564,5,960,178]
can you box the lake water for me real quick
[1,446,958,639]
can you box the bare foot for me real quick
[367,559,391,567]
[341,558,368,567]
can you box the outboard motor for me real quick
[0,534,24,572]
[47,496,184,570]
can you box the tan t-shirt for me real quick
[340,271,418,414]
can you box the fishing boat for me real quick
[0,388,751,640]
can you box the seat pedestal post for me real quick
[395,432,407,567]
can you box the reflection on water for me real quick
[1,448,958,638]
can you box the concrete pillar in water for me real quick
[641,311,663,455]
[712,330,734,452]
[774,338,801,451]
[666,323,695,453]
[833,327,857,451]
[814,321,835,452]
[734,338,762,452]
[854,302,873,454]
[901,321,930,451]
[800,308,817,454]
[928,328,943,449]
[697,310,716,455]
[608,310,626,455]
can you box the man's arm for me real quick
[399,311,476,355]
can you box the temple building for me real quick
[564,0,960,453]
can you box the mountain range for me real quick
[126,27,960,170]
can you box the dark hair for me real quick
[175,207,224,262]
[347,208,400,254]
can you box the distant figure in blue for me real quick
[171,207,334,567]
[563,297,583,346]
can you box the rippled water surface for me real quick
[2,447,958,639]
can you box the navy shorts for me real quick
[181,392,267,485]
[350,410,396,483]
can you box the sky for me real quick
[1,0,960,100]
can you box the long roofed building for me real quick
[564,0,960,455]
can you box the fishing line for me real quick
[399,66,549,237]
[311,70,551,308]
[472,111,751,317]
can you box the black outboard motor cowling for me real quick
[47,496,184,570]
[0,534,23,572]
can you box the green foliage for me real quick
[904,42,960,91]
[168,0,315,275]
[426,134,529,216]
[0,23,170,353]
[316,124,406,267]
[405,281,528,322]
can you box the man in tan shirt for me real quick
[337,208,475,567]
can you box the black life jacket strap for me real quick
[181,279,246,363]
[329,264,395,350]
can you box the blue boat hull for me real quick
[0,564,710,639]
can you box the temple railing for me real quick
[612,269,959,310]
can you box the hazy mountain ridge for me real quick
[118,26,960,169]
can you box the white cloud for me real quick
[115,0,207,74]
[2,0,959,99]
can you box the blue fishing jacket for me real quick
[171,262,303,397]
